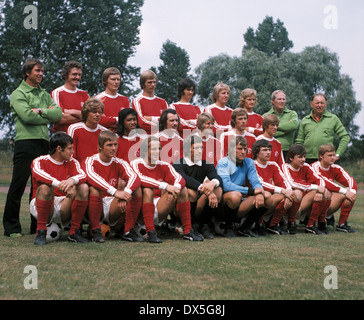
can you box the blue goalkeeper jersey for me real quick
[216,156,262,194]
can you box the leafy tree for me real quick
[195,46,362,143]
[0,0,144,137]
[194,54,237,106]
[243,16,293,57]
[152,40,191,104]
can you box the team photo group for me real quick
[2,58,358,245]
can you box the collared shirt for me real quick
[296,109,350,158]
[173,157,222,191]
[184,156,202,167]
[10,80,62,142]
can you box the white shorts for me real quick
[153,197,164,226]
[30,196,70,228]
[101,196,117,226]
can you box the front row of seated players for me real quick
[31,132,358,244]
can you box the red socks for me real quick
[287,200,302,223]
[35,199,53,231]
[269,200,287,226]
[88,195,103,231]
[307,199,331,227]
[69,199,89,235]
[142,202,155,233]
[176,201,192,235]
[339,200,354,226]
[124,196,142,234]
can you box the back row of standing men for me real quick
[3,59,356,243]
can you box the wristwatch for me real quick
[38,108,42,115]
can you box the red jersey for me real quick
[31,154,86,199]
[256,135,285,169]
[94,92,130,131]
[67,123,108,164]
[51,86,89,132]
[219,130,256,159]
[131,158,185,198]
[132,94,168,134]
[169,103,202,137]
[116,132,148,164]
[84,153,140,197]
[311,161,358,194]
[204,104,233,135]
[246,112,263,136]
[254,160,291,194]
[154,131,184,165]
[282,163,325,191]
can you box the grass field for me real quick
[0,191,363,302]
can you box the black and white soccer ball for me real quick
[134,223,147,240]
[46,222,62,242]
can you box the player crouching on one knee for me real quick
[311,144,358,233]
[84,131,142,243]
[131,136,203,243]
[252,139,302,235]
[282,144,332,234]
[31,132,89,245]
[216,136,271,238]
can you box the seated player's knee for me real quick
[178,187,189,202]
[142,187,154,202]
[293,189,303,202]
[76,183,89,200]
[188,188,198,202]
[36,184,53,200]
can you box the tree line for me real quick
[0,3,362,160]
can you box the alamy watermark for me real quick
[323,265,338,290]
[24,265,38,290]
[23,5,38,30]
[323,5,338,30]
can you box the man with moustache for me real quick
[51,60,89,133]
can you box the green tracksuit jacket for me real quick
[295,110,350,159]
[10,80,62,142]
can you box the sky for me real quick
[128,0,364,135]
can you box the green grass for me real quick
[0,192,363,300]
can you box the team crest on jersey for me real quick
[275,151,279,158]
[109,178,118,187]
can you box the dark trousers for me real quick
[3,139,49,236]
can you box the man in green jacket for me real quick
[263,90,298,159]
[296,94,350,164]
[3,58,62,237]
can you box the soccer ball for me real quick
[214,221,226,236]
[100,223,111,239]
[134,223,147,240]
[46,222,62,242]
